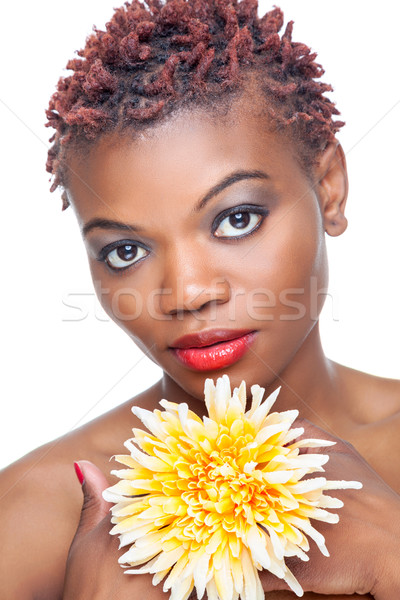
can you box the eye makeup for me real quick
[211,203,270,239]
[96,239,151,271]
[90,184,277,273]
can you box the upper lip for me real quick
[169,328,256,349]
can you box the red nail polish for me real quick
[74,461,85,485]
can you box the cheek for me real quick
[90,265,148,331]
[90,264,170,358]
[232,207,328,320]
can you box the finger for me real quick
[295,418,339,442]
[258,568,291,593]
[258,553,335,596]
[292,418,357,457]
[74,460,111,536]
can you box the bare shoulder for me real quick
[0,380,160,600]
[331,361,400,491]
[332,360,400,421]
[0,435,83,600]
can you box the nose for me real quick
[157,243,231,316]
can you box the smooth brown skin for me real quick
[1,89,399,599]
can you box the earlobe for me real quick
[316,141,349,237]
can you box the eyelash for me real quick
[96,239,150,272]
[212,204,269,239]
[97,204,270,272]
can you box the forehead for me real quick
[65,96,303,223]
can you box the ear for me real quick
[315,141,349,237]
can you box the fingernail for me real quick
[74,461,85,486]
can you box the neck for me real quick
[159,321,344,434]
[256,322,341,433]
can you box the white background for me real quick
[1,1,399,469]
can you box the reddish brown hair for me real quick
[45,0,344,210]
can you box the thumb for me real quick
[74,460,111,536]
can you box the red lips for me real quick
[169,329,258,371]
[169,328,256,349]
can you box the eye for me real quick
[213,205,269,239]
[97,241,149,271]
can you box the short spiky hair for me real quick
[45,0,344,210]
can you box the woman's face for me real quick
[66,94,330,401]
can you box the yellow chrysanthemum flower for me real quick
[103,374,362,600]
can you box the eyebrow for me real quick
[81,169,269,238]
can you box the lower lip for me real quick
[170,331,258,371]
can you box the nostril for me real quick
[158,278,231,316]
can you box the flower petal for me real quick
[103,374,362,600]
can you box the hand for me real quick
[259,420,400,599]
[62,461,168,599]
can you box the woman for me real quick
[0,1,399,598]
